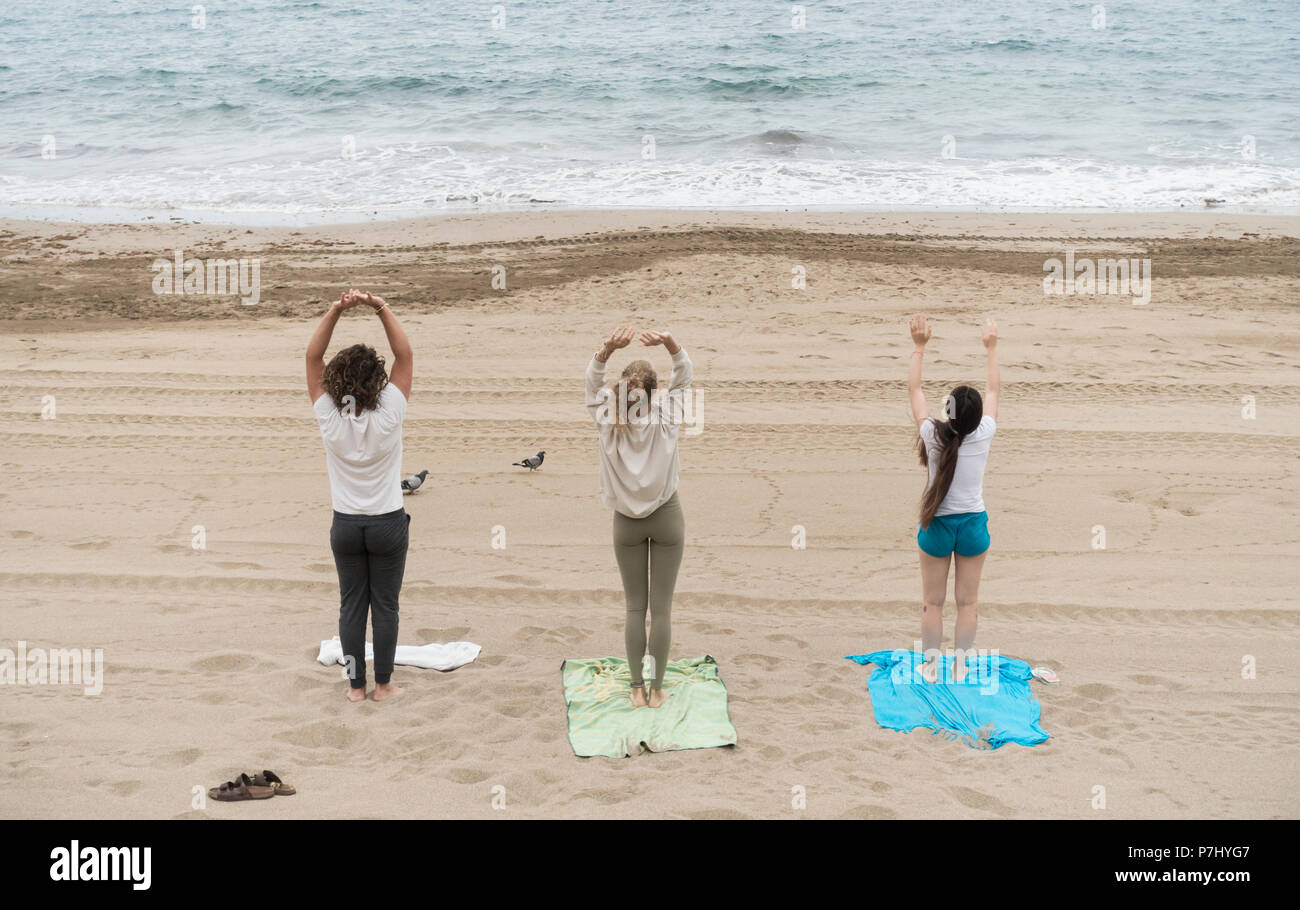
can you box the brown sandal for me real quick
[208,773,274,801]
[249,769,296,796]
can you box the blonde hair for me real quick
[608,359,658,431]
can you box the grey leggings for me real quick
[613,492,685,690]
[330,508,409,688]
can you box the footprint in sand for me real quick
[69,539,111,550]
[290,672,331,692]
[496,699,534,718]
[1128,673,1180,688]
[1143,786,1187,809]
[824,685,864,706]
[494,574,543,586]
[736,652,783,671]
[686,808,753,820]
[274,720,360,750]
[106,780,146,797]
[948,785,1016,817]
[166,748,202,768]
[574,787,630,805]
[1074,682,1118,701]
[442,767,492,785]
[513,625,566,645]
[190,653,260,674]
[765,633,809,649]
[792,749,838,767]
[838,804,898,819]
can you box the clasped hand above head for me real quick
[336,288,386,312]
[596,327,681,361]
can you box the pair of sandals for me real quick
[208,770,296,802]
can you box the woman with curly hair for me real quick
[306,288,414,703]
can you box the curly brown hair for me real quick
[323,343,389,412]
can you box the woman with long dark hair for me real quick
[306,289,414,703]
[906,314,999,683]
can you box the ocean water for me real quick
[1,0,1297,222]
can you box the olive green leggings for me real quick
[613,492,685,690]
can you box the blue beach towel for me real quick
[845,650,1049,749]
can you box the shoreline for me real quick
[4,207,1300,249]
[4,201,1300,229]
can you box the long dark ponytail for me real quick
[917,385,983,528]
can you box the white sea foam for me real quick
[3,150,1297,223]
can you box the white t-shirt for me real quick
[313,384,407,515]
[585,349,693,519]
[919,415,996,516]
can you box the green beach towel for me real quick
[562,655,738,758]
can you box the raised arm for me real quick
[907,314,932,428]
[306,291,358,403]
[355,291,413,401]
[587,327,636,423]
[981,318,999,422]
[640,331,691,392]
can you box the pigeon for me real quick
[512,450,545,471]
[401,469,428,493]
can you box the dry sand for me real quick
[1,209,1297,818]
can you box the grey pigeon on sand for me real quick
[401,469,428,493]
[512,450,545,471]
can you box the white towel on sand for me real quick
[316,636,481,671]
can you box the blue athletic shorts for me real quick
[917,510,990,558]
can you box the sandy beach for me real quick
[1,209,1297,819]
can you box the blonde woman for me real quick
[585,328,693,708]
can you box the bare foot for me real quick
[919,658,939,684]
[629,686,648,707]
[373,682,404,702]
[648,687,669,708]
[346,686,366,703]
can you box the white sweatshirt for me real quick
[585,349,693,518]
